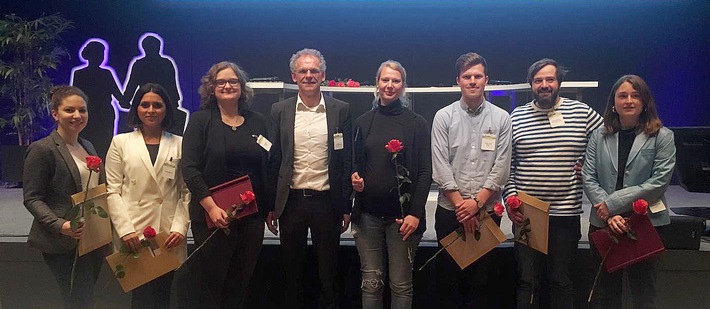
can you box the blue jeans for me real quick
[515,216,581,309]
[352,212,422,309]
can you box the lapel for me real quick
[325,96,338,158]
[284,97,297,163]
[154,131,172,175]
[130,130,160,185]
[604,132,619,172]
[626,132,649,167]
[52,131,83,192]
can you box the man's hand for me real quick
[506,207,525,226]
[266,211,279,236]
[351,172,364,192]
[340,214,351,234]
[574,158,584,180]
[395,215,420,241]
[455,199,479,223]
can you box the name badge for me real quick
[256,135,272,151]
[163,160,177,180]
[649,199,666,214]
[481,133,496,151]
[548,111,565,128]
[333,133,344,150]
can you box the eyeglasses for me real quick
[215,79,240,87]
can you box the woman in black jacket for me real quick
[350,60,432,309]
[177,61,271,309]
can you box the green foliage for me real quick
[0,13,73,145]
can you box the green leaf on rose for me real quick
[399,193,411,205]
[474,230,481,241]
[66,205,80,220]
[115,270,125,278]
[95,206,108,218]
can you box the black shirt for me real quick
[223,121,265,196]
[615,128,637,190]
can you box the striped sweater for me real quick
[503,97,603,216]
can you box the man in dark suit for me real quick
[267,48,352,309]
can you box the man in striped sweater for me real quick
[503,58,603,309]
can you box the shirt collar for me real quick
[296,93,326,112]
[459,99,486,116]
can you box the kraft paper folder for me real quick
[516,191,550,254]
[589,214,665,273]
[70,184,112,256]
[106,232,182,292]
[441,211,507,269]
[205,175,258,229]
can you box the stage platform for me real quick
[1,186,709,308]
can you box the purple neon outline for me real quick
[122,32,190,133]
[69,38,125,136]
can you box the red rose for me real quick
[505,195,521,209]
[336,81,346,87]
[327,80,336,87]
[354,81,360,87]
[632,199,648,215]
[85,156,102,172]
[494,203,505,217]
[143,226,157,239]
[240,191,256,205]
[346,79,357,87]
[385,139,404,154]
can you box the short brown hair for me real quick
[198,61,254,111]
[455,52,488,76]
[50,85,88,111]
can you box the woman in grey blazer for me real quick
[23,86,106,308]
[582,75,676,309]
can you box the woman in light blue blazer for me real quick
[582,75,676,309]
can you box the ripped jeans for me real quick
[352,212,422,309]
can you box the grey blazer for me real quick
[23,130,106,254]
[268,95,353,218]
[582,126,676,228]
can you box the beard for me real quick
[534,88,559,109]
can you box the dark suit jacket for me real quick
[268,95,353,218]
[23,130,106,254]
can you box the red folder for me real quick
[589,214,665,273]
[205,175,259,228]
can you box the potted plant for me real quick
[0,13,73,183]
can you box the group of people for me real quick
[22,48,675,309]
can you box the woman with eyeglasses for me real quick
[176,61,271,308]
[583,75,676,308]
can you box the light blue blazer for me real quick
[583,126,676,228]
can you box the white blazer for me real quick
[106,130,190,260]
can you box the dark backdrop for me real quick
[3,0,709,141]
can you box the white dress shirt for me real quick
[291,94,330,191]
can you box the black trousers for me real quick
[587,225,662,309]
[42,247,103,309]
[515,216,581,309]
[279,193,341,309]
[131,271,173,309]
[173,214,264,309]
[434,206,502,308]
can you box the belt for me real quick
[289,188,329,197]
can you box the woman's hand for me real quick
[351,172,364,192]
[121,232,142,253]
[164,232,185,249]
[207,207,229,229]
[607,215,628,234]
[594,201,610,221]
[60,221,83,239]
[396,215,420,241]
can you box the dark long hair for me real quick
[602,75,663,136]
[127,83,175,129]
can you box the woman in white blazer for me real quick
[582,75,676,309]
[106,83,190,309]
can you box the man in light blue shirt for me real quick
[431,52,512,307]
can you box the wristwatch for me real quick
[473,196,481,211]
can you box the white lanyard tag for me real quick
[481,133,496,151]
[649,199,667,214]
[333,133,344,150]
[548,111,565,128]
[163,160,177,180]
[256,135,272,152]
